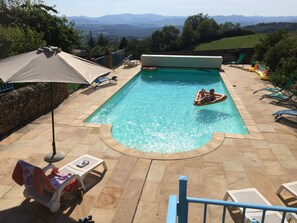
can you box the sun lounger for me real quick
[253,74,296,94]
[224,188,294,223]
[277,181,297,200]
[12,154,107,212]
[93,76,117,89]
[123,59,139,68]
[273,110,297,121]
[59,154,107,191]
[227,53,245,67]
[260,90,297,104]
[12,160,81,212]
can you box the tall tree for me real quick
[181,13,210,47]
[118,37,128,50]
[0,0,80,54]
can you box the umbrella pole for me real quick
[44,83,65,163]
[51,83,56,154]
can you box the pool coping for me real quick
[83,68,264,160]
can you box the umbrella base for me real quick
[44,151,65,163]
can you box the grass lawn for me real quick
[195,33,267,50]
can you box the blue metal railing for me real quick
[167,176,297,223]
[0,83,14,93]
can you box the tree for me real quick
[197,19,219,42]
[151,30,164,52]
[97,33,108,46]
[87,31,95,49]
[162,25,180,51]
[0,0,81,54]
[181,13,219,48]
[0,25,45,58]
[264,35,297,86]
[118,37,128,50]
[252,29,288,62]
[150,26,180,52]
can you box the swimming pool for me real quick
[85,68,248,153]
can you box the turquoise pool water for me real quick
[85,68,248,153]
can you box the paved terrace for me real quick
[0,64,296,223]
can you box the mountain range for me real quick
[68,13,297,38]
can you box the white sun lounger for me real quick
[224,188,293,223]
[12,154,107,213]
[123,59,139,68]
[60,154,107,191]
[277,181,297,199]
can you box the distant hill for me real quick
[69,13,186,27]
[245,22,297,33]
[212,15,297,26]
[68,13,297,38]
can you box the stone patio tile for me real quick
[257,124,276,132]
[204,175,228,199]
[183,167,204,186]
[115,155,138,172]
[256,148,278,161]
[133,201,158,223]
[129,159,151,181]
[68,194,97,220]
[105,168,130,188]
[94,186,123,209]
[0,184,13,198]
[141,181,161,202]
[240,152,262,168]
[223,160,245,172]
[90,208,116,223]
[122,179,144,202]
[146,161,166,183]
[225,171,251,189]
[262,160,287,175]
[113,200,137,223]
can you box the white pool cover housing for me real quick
[141,54,222,69]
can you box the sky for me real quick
[42,0,297,17]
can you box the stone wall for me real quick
[0,83,68,138]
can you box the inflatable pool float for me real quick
[193,94,227,106]
[254,69,270,81]
[142,66,158,71]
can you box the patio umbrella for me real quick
[0,46,111,162]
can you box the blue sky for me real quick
[42,0,297,17]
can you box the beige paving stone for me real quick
[129,159,151,180]
[133,201,158,223]
[257,124,276,132]
[141,181,161,202]
[183,166,204,186]
[90,208,116,223]
[223,160,245,172]
[240,151,262,167]
[0,184,13,198]
[122,179,144,202]
[262,160,287,175]
[113,200,137,223]
[146,161,166,183]
[105,167,131,188]
[94,186,123,209]
[256,148,278,161]
[225,171,251,189]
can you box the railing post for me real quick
[178,176,188,223]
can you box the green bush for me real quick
[252,29,288,62]
[252,30,297,89]
[264,35,297,87]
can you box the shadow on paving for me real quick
[0,197,79,223]
[0,169,107,223]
